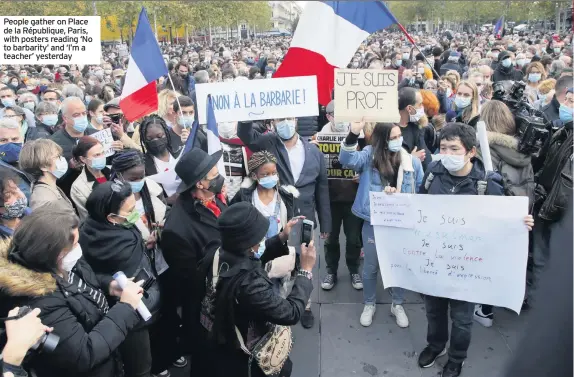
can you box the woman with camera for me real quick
[78,181,171,377]
[0,205,143,377]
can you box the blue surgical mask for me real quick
[72,115,89,133]
[501,58,512,68]
[276,120,296,140]
[388,137,403,152]
[1,98,15,107]
[95,115,104,125]
[52,156,69,179]
[538,93,547,102]
[115,79,122,87]
[0,142,22,164]
[259,175,278,189]
[178,115,194,128]
[42,114,58,127]
[253,239,265,259]
[90,156,106,171]
[395,59,403,67]
[559,104,573,123]
[128,180,145,193]
[528,73,541,83]
[454,95,471,109]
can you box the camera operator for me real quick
[1,307,52,377]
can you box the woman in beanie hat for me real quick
[192,201,316,377]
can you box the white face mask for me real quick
[218,122,237,139]
[409,106,425,122]
[61,244,82,272]
[440,154,468,172]
[332,122,350,133]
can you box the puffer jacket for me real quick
[296,116,319,139]
[0,239,139,377]
[483,131,535,205]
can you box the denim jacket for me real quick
[339,144,424,223]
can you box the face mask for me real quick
[253,239,265,259]
[22,102,35,111]
[351,62,359,68]
[454,96,471,109]
[177,115,194,128]
[446,88,453,97]
[128,180,145,194]
[61,244,83,273]
[492,52,499,60]
[516,59,526,67]
[395,59,403,67]
[1,197,27,220]
[117,210,140,228]
[501,58,512,68]
[259,174,278,189]
[52,156,69,179]
[333,122,350,133]
[115,79,122,87]
[146,137,168,155]
[0,143,22,164]
[554,47,561,54]
[10,82,18,87]
[409,106,425,122]
[218,122,236,139]
[559,104,573,123]
[528,73,541,83]
[89,156,106,171]
[440,153,468,172]
[20,73,27,78]
[384,61,391,67]
[275,120,296,140]
[1,98,15,107]
[206,174,225,194]
[402,53,410,60]
[388,137,403,152]
[42,114,58,127]
[72,115,88,133]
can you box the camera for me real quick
[493,80,551,157]
[15,306,59,354]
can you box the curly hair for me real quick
[138,114,176,156]
[247,151,277,175]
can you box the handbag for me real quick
[212,250,293,377]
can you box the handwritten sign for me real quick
[92,128,115,157]
[195,76,319,124]
[334,69,400,123]
[315,133,355,180]
[370,193,529,313]
[370,192,416,228]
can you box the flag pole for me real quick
[396,22,441,79]
[166,72,186,123]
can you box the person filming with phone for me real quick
[192,202,316,377]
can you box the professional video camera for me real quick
[492,80,551,156]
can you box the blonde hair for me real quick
[525,62,547,81]
[456,80,480,124]
[20,139,63,181]
[538,78,556,95]
[481,100,516,135]
[157,89,180,118]
[445,70,461,87]
[364,122,376,144]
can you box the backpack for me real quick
[424,171,490,195]
[496,159,536,206]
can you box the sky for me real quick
[297,1,307,8]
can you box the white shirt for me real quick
[252,190,278,217]
[285,138,305,183]
[152,154,179,196]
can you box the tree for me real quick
[291,15,299,33]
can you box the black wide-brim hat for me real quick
[175,148,223,194]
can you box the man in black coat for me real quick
[160,147,227,351]
[542,75,573,123]
[493,51,524,82]
[439,51,463,76]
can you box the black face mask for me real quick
[206,174,225,194]
[146,137,168,155]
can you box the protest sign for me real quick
[370,192,529,313]
[334,69,400,123]
[92,128,115,157]
[195,76,318,124]
[315,133,355,180]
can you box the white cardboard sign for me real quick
[195,76,319,124]
[370,192,529,313]
[92,128,115,157]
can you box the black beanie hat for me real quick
[217,202,270,252]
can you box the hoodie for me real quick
[493,51,524,82]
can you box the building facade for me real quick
[269,1,303,33]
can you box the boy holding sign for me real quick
[416,123,534,377]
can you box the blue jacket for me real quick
[419,158,504,196]
[339,144,423,223]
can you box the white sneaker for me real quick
[391,304,409,328]
[473,304,494,327]
[360,304,376,327]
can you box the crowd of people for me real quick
[0,24,572,377]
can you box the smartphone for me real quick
[301,219,314,246]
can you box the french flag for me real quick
[493,16,505,38]
[206,95,225,174]
[119,8,167,121]
[274,1,398,106]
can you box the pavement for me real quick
[171,231,530,377]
